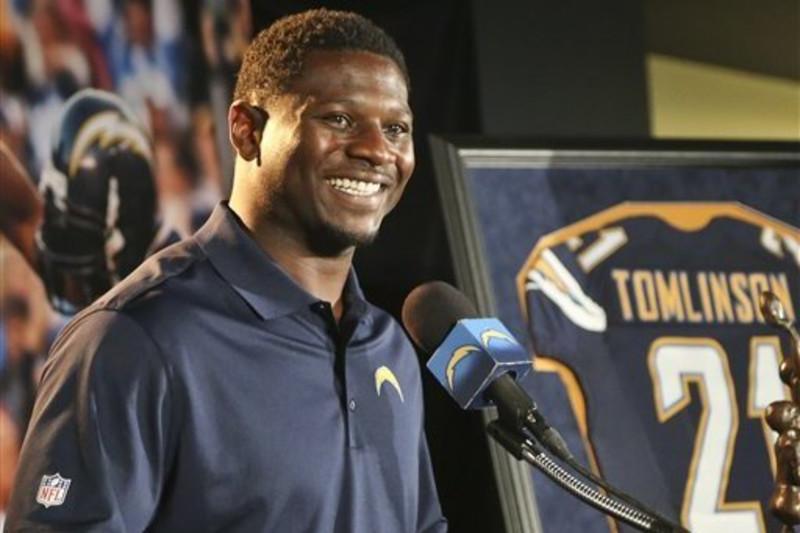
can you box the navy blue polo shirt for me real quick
[7,204,447,532]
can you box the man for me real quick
[6,9,447,532]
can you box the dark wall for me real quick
[251,3,650,532]
[472,0,650,137]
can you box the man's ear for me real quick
[228,100,268,164]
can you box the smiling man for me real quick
[6,9,447,532]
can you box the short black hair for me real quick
[233,8,409,105]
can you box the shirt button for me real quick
[348,399,357,411]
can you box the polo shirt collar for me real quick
[194,203,369,322]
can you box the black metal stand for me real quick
[486,420,689,533]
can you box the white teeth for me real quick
[327,177,382,196]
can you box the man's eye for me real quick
[384,123,409,136]
[325,114,351,128]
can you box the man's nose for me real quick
[346,125,394,167]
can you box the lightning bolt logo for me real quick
[446,345,480,390]
[480,329,517,348]
[69,111,153,178]
[525,248,607,332]
[444,329,517,391]
[375,366,404,402]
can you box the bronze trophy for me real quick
[760,290,800,531]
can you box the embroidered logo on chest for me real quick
[36,473,72,508]
[375,366,404,403]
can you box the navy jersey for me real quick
[519,202,800,532]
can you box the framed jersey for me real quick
[429,137,800,533]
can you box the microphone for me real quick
[404,282,688,532]
[402,281,571,460]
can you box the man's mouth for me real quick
[326,177,384,197]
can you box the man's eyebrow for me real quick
[312,98,413,117]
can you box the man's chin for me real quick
[308,224,379,256]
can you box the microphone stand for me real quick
[486,420,688,533]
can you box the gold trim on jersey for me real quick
[648,337,765,531]
[532,356,619,533]
[517,202,799,329]
[516,202,798,532]
[611,270,794,325]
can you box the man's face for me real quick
[256,50,414,255]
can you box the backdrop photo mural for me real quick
[0,0,250,522]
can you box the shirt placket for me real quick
[313,301,361,448]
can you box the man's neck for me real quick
[257,229,353,320]
[228,199,354,320]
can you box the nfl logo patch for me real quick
[36,473,71,508]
